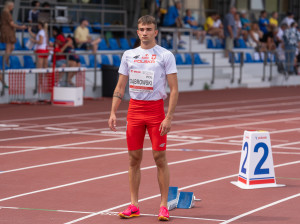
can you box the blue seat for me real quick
[206,39,214,49]
[161,38,171,49]
[79,55,87,67]
[101,54,111,65]
[112,54,121,67]
[98,39,109,50]
[88,55,101,68]
[235,38,248,48]
[23,55,35,68]
[23,37,30,50]
[9,56,22,69]
[93,22,101,32]
[130,38,137,48]
[194,54,209,64]
[62,26,72,33]
[184,53,192,65]
[0,42,6,50]
[14,38,22,50]
[245,53,254,63]
[119,38,130,50]
[87,26,94,33]
[215,38,224,49]
[108,38,121,50]
[175,54,184,65]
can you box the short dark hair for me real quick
[31,1,39,7]
[137,15,157,30]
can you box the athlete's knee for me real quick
[153,151,167,168]
[129,150,143,167]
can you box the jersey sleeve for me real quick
[118,51,129,76]
[164,51,177,75]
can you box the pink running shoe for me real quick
[118,204,140,219]
[158,206,169,221]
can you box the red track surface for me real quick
[0,87,300,224]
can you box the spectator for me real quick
[64,35,80,86]
[261,26,276,51]
[52,27,67,68]
[281,12,295,28]
[38,2,51,23]
[283,22,300,74]
[28,0,40,33]
[275,23,288,73]
[248,22,264,51]
[223,7,237,58]
[162,0,185,47]
[235,13,242,39]
[269,11,278,28]
[74,18,101,54]
[0,1,26,67]
[28,21,48,68]
[183,9,206,43]
[213,13,223,29]
[240,10,250,41]
[259,10,269,34]
[204,12,224,39]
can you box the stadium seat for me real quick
[235,38,248,48]
[108,38,121,50]
[87,26,94,33]
[93,22,101,32]
[9,56,22,69]
[194,54,209,64]
[101,54,111,65]
[119,38,130,50]
[215,38,224,49]
[184,53,192,65]
[88,55,101,68]
[112,54,121,67]
[175,53,184,65]
[62,26,72,33]
[0,42,6,50]
[14,38,22,50]
[245,53,254,63]
[79,55,87,67]
[23,55,35,68]
[98,39,109,50]
[161,38,171,49]
[206,39,214,49]
[23,37,29,50]
[130,38,137,48]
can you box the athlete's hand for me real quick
[159,118,171,136]
[108,114,117,132]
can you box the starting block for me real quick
[231,130,285,189]
[167,187,201,210]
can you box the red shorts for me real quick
[35,49,49,58]
[127,99,167,151]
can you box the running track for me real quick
[0,87,299,224]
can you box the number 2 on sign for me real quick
[240,142,270,175]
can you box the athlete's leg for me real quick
[152,150,169,207]
[128,148,143,207]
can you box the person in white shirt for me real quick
[108,15,178,221]
[28,21,49,68]
[281,12,295,28]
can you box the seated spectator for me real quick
[28,0,40,33]
[183,9,206,43]
[275,23,288,73]
[64,35,80,86]
[281,12,295,28]
[162,0,185,47]
[259,10,269,34]
[204,12,224,39]
[240,10,250,41]
[74,18,101,53]
[52,27,67,68]
[269,11,278,28]
[213,13,223,29]
[261,26,276,51]
[235,13,242,39]
[248,22,264,51]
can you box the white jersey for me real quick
[118,45,177,101]
[35,29,47,50]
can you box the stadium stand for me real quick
[88,55,101,68]
[101,54,111,65]
[98,39,109,50]
[112,54,121,67]
[119,38,130,50]
[9,56,22,69]
[23,55,35,68]
[108,38,121,50]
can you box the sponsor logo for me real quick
[129,79,152,86]
[133,59,155,63]
[133,54,157,63]
[159,143,166,147]
[133,55,140,59]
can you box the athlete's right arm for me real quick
[108,74,128,131]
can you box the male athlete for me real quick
[108,15,178,221]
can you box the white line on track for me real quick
[64,160,300,224]
[0,132,69,142]
[220,193,300,224]
[0,151,238,202]
[274,141,300,147]
[0,137,126,156]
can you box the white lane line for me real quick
[0,151,238,202]
[0,124,19,128]
[64,160,300,224]
[0,132,69,143]
[220,193,300,224]
[0,151,128,174]
[45,127,78,132]
[0,137,126,156]
[274,141,300,147]
[0,206,94,214]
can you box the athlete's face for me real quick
[137,23,158,44]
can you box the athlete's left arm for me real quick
[159,73,179,136]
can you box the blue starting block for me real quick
[167,186,179,210]
[177,192,195,209]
